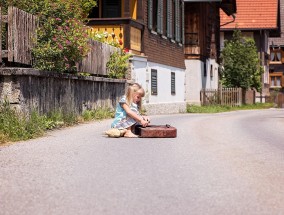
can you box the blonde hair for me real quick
[126,83,145,109]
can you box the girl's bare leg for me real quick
[124,127,138,138]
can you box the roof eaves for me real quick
[221,27,279,31]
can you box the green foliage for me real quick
[1,0,96,19]
[186,103,274,113]
[33,18,90,72]
[82,108,114,121]
[0,102,46,142]
[106,51,130,79]
[220,30,264,92]
[1,0,97,72]
[0,101,114,144]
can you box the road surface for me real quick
[0,109,284,215]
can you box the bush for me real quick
[106,50,131,79]
[33,18,90,72]
[1,0,97,72]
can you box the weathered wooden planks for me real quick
[78,39,121,76]
[201,88,243,106]
[1,6,37,65]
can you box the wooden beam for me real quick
[123,0,130,17]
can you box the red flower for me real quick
[123,48,129,53]
[119,39,123,45]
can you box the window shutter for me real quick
[157,0,162,33]
[151,69,158,95]
[160,0,164,34]
[167,0,172,38]
[148,0,153,30]
[181,1,185,44]
[175,0,180,43]
[171,72,176,94]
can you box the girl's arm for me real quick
[121,103,149,127]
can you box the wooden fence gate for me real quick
[201,88,243,106]
[0,7,38,65]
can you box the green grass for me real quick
[0,101,275,144]
[186,103,275,113]
[0,102,114,144]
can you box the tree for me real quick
[220,30,263,92]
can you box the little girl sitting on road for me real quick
[109,83,150,138]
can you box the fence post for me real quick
[0,7,2,61]
[238,88,242,106]
[200,89,203,105]
[218,87,222,105]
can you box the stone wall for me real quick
[0,68,127,115]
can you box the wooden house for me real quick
[183,0,236,104]
[268,0,284,93]
[88,0,185,114]
[220,0,279,101]
[87,0,236,112]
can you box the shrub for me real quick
[106,50,131,79]
[33,18,90,72]
[1,0,97,72]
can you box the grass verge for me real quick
[0,102,114,145]
[186,103,275,113]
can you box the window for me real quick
[270,48,282,64]
[210,64,213,79]
[151,69,158,95]
[88,0,121,18]
[270,73,282,87]
[148,0,183,42]
[204,63,207,77]
[148,0,158,31]
[185,3,199,45]
[166,0,172,38]
[171,72,176,94]
[171,0,176,40]
[103,0,121,18]
[174,0,181,43]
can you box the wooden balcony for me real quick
[184,33,200,58]
[87,18,144,54]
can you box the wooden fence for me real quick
[266,92,284,108]
[0,7,38,65]
[201,88,242,106]
[1,7,120,76]
[78,39,121,76]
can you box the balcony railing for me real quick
[87,18,144,53]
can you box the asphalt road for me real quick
[0,109,284,215]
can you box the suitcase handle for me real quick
[166,124,171,128]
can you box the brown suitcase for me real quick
[135,124,177,138]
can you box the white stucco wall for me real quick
[185,59,219,105]
[129,55,186,115]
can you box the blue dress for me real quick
[111,96,140,129]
